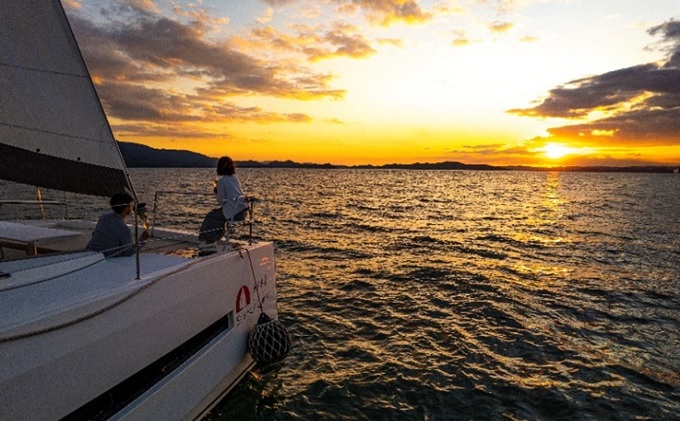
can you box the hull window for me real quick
[61,312,234,421]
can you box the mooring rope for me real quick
[243,248,265,313]
[243,247,292,366]
[1,253,109,292]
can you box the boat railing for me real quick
[149,191,211,233]
[150,191,255,244]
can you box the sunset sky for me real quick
[64,0,680,167]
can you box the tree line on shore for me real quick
[119,141,679,173]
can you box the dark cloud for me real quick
[461,143,535,157]
[286,113,313,123]
[112,123,231,139]
[65,3,341,129]
[508,19,680,147]
[648,19,680,67]
[509,64,679,118]
[97,79,316,125]
[306,22,377,61]
[545,106,680,146]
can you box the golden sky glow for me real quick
[64,0,680,167]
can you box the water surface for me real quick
[2,169,678,420]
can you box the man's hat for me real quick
[110,192,134,209]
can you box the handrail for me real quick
[150,191,255,243]
[0,200,67,205]
[150,191,214,235]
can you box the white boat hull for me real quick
[0,240,277,420]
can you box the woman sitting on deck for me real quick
[198,156,250,244]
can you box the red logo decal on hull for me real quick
[236,286,251,313]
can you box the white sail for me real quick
[0,0,131,197]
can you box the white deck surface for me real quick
[0,252,191,336]
[0,221,80,242]
[0,221,82,254]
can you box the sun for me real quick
[541,143,573,159]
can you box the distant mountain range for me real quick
[118,141,679,173]
[118,142,216,168]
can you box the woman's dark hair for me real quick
[216,156,236,176]
[110,192,133,214]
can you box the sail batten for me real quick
[0,0,132,197]
[0,61,88,78]
[0,122,108,144]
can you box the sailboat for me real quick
[0,1,286,420]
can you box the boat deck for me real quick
[0,219,249,340]
[0,219,203,258]
[0,221,275,421]
[0,251,193,339]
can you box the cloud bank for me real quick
[66,1,344,139]
[509,19,680,148]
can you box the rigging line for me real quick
[142,239,194,253]
[244,248,265,313]
[143,225,223,245]
[0,61,87,78]
[1,255,105,291]
[1,248,129,292]
[6,250,103,274]
[0,122,107,144]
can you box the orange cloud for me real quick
[66,4,346,129]
[377,38,405,48]
[519,35,539,43]
[488,21,513,33]
[263,0,433,26]
[302,22,376,61]
[248,22,376,62]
